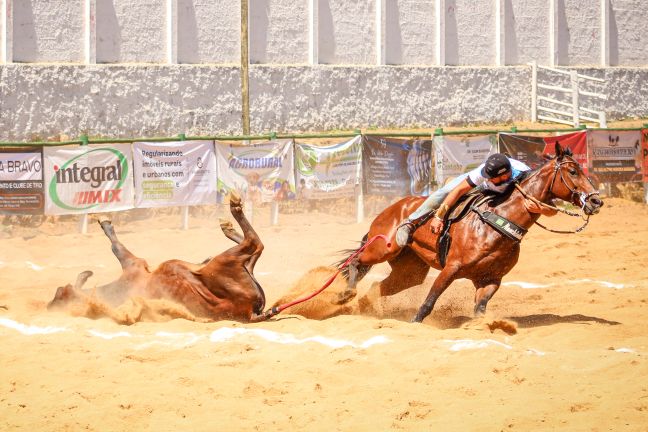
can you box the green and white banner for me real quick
[44,144,134,215]
[215,139,295,204]
[433,135,496,186]
[295,136,362,199]
[133,140,217,208]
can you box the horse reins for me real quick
[514,158,598,234]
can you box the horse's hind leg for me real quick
[472,279,502,316]
[335,255,369,304]
[99,220,146,270]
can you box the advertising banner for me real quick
[215,139,295,204]
[588,130,642,183]
[362,136,432,196]
[133,140,217,208]
[295,136,362,200]
[43,144,134,215]
[498,131,588,172]
[433,135,496,186]
[643,129,648,183]
[0,147,45,215]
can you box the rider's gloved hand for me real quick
[430,217,443,234]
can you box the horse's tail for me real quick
[334,233,374,282]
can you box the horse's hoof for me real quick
[333,290,356,305]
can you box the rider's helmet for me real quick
[482,153,512,179]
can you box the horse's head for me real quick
[548,143,603,215]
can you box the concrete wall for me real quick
[506,1,550,65]
[2,64,647,141]
[177,0,240,64]
[13,0,83,63]
[3,0,647,65]
[385,0,435,65]
[96,0,166,63]
[610,0,648,66]
[250,0,308,64]
[0,1,647,140]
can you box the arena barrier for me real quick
[1,126,647,233]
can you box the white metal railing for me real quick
[530,61,607,128]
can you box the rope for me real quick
[514,183,590,234]
[251,234,391,322]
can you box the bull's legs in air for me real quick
[412,264,460,323]
[472,279,502,316]
[220,192,264,273]
[98,220,146,270]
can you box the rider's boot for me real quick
[395,218,415,247]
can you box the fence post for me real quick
[269,133,279,226]
[354,130,364,223]
[176,133,190,230]
[570,70,579,127]
[598,111,607,128]
[530,61,538,122]
[78,135,90,234]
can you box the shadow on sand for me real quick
[507,313,621,328]
[429,313,621,330]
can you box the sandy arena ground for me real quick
[1,195,648,431]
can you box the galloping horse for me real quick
[336,143,603,323]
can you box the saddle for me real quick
[435,181,527,267]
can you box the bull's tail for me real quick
[334,233,374,283]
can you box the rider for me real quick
[395,152,554,247]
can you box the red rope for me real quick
[255,234,391,321]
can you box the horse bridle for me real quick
[515,157,600,234]
[549,158,600,210]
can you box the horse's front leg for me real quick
[472,279,502,316]
[412,265,460,323]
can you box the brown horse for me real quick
[336,143,603,323]
[48,192,268,323]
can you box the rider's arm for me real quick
[435,178,473,220]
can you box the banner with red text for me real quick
[0,147,45,215]
[43,144,134,215]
